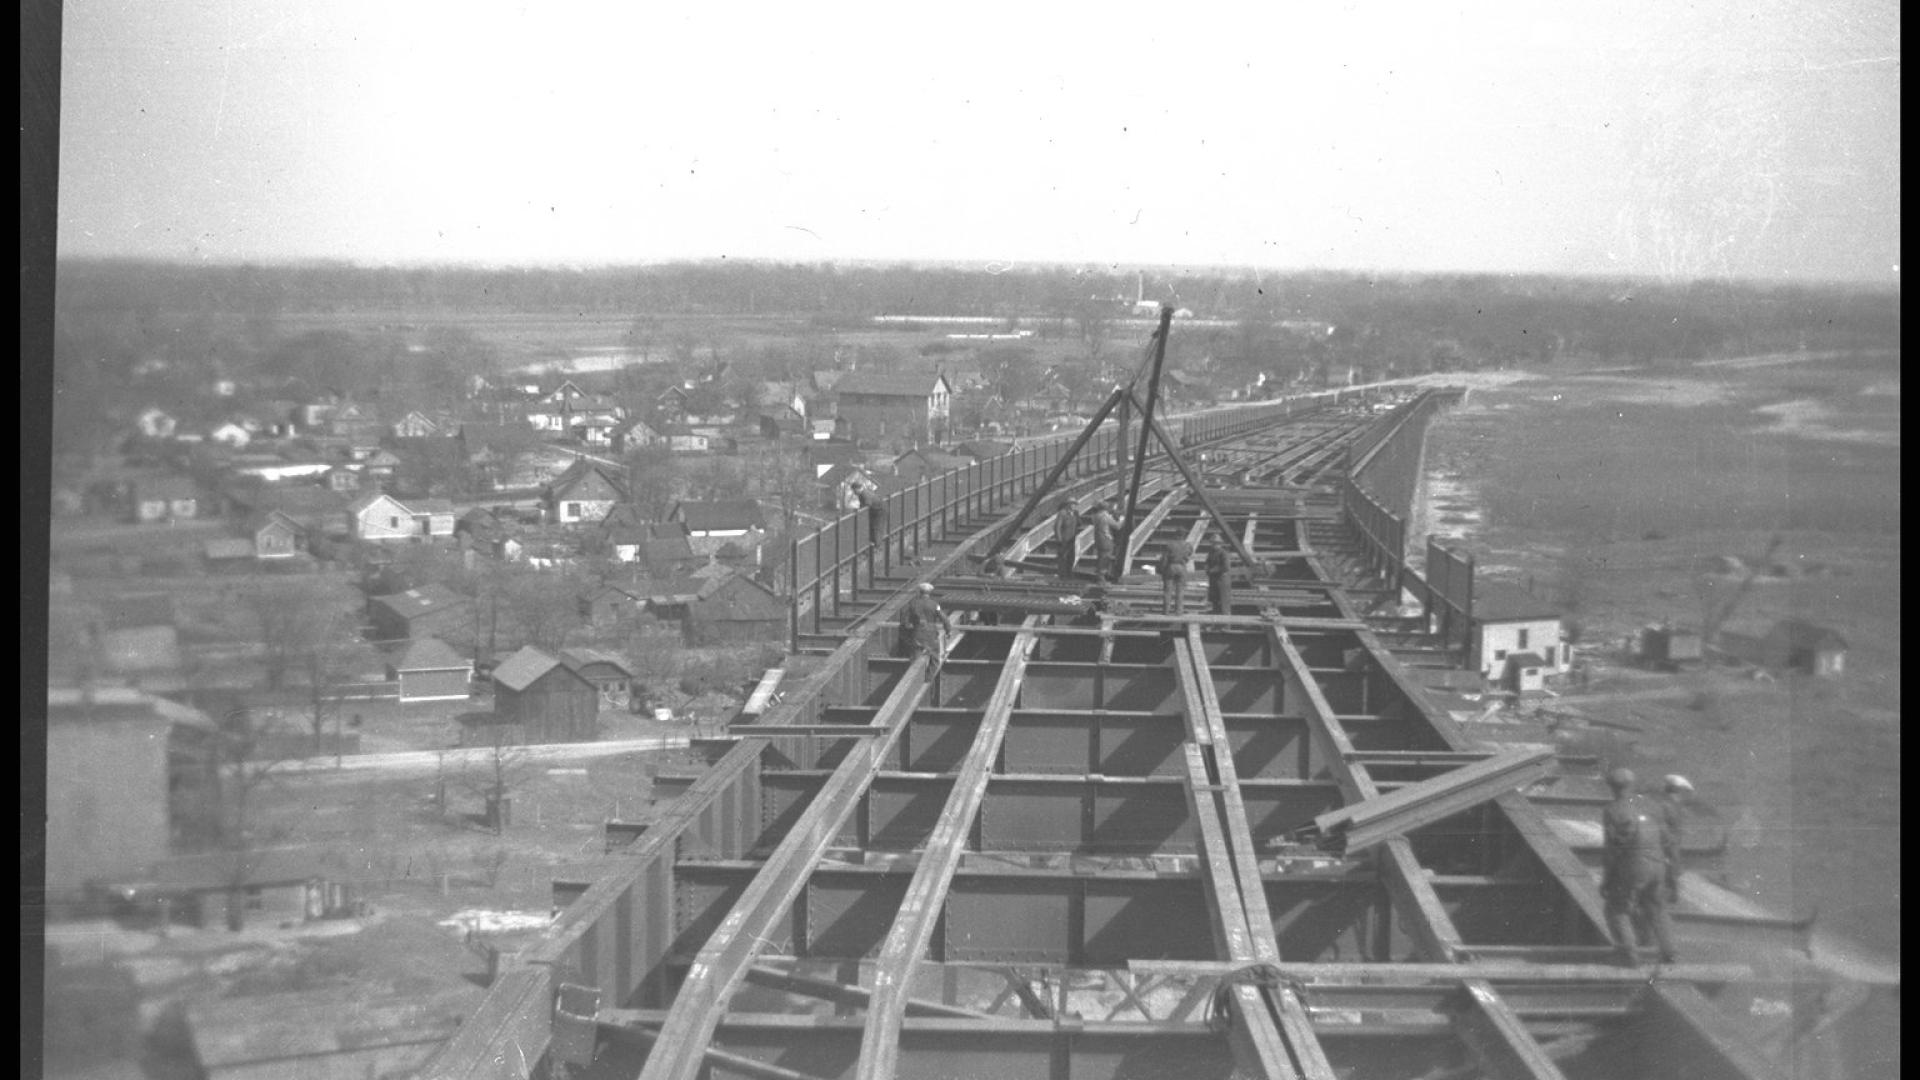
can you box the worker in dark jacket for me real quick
[1052,501,1081,579]
[900,582,950,673]
[1159,537,1193,614]
[1204,540,1232,615]
[1601,767,1677,965]
[1088,502,1120,581]
[857,485,888,562]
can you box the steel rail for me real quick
[1176,626,1339,1079]
[856,618,1042,1077]
[633,652,939,1080]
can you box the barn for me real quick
[387,637,472,703]
[490,646,599,743]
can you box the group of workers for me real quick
[1048,498,1235,616]
[1602,767,1693,966]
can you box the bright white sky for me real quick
[58,0,1899,282]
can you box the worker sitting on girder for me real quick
[900,582,951,675]
[1204,538,1232,615]
[1051,499,1081,580]
[1158,536,1194,614]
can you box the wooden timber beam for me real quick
[857,619,1042,1079]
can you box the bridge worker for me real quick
[901,582,951,674]
[855,484,887,556]
[1660,775,1694,903]
[1159,537,1194,615]
[1601,767,1678,966]
[1204,539,1233,615]
[1052,500,1082,580]
[1089,502,1121,581]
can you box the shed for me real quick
[490,646,599,743]
[1503,652,1548,693]
[578,583,644,627]
[1764,619,1848,677]
[367,584,472,643]
[387,637,472,703]
[1641,624,1704,669]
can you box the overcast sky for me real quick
[56,0,1899,283]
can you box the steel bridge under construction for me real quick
[424,350,1830,1078]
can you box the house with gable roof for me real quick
[486,646,598,743]
[667,500,768,558]
[834,371,952,445]
[544,459,629,525]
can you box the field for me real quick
[1413,352,1901,960]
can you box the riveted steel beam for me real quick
[636,654,937,1080]
[858,619,1041,1078]
[1308,748,1557,856]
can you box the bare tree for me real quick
[464,726,535,834]
[209,704,298,930]
[245,578,365,693]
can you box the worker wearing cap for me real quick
[1052,500,1081,580]
[1660,775,1693,903]
[901,583,950,674]
[1601,767,1677,965]
[1204,539,1233,615]
[1088,502,1120,581]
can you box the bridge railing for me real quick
[1338,388,1469,635]
[785,387,1365,648]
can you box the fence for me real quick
[1337,389,1471,649]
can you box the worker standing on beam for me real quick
[857,483,888,563]
[1159,536,1194,614]
[901,582,951,675]
[1052,499,1081,580]
[1204,538,1232,615]
[1660,775,1693,903]
[1088,501,1120,581]
[1601,767,1678,966]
